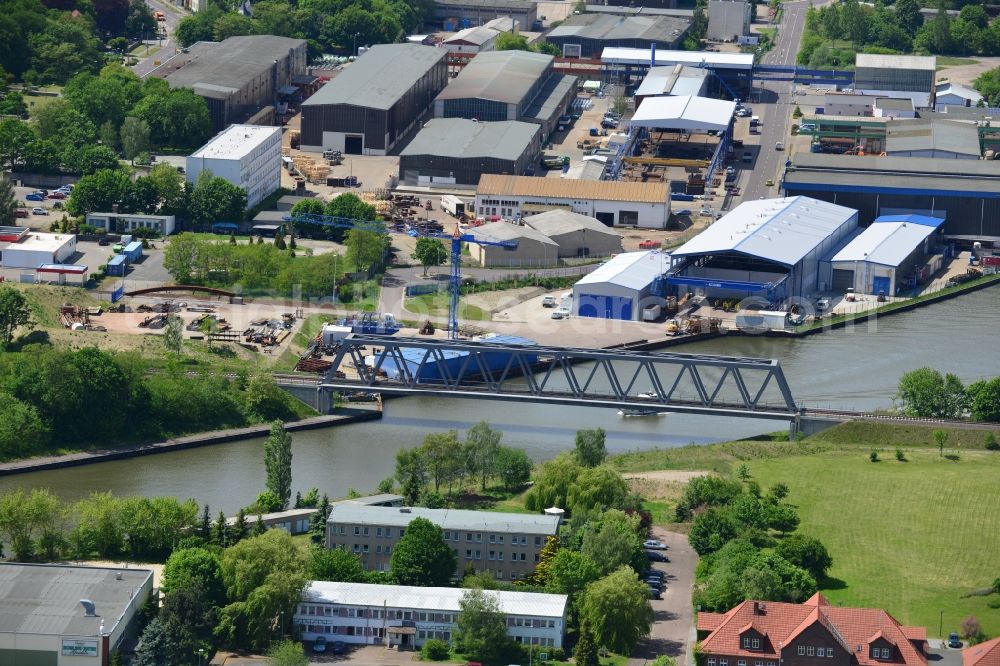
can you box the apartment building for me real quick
[326,505,561,580]
[296,581,568,650]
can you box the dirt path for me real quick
[936,56,1000,87]
[623,470,712,482]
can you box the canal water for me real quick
[4,288,999,512]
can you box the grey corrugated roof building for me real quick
[524,209,624,258]
[399,118,540,186]
[300,44,448,155]
[150,35,308,130]
[0,563,153,663]
[434,51,577,138]
[433,0,538,30]
[546,13,691,58]
[781,153,1000,240]
[327,504,561,534]
[885,119,981,159]
[305,44,446,110]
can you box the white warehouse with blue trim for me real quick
[572,250,671,320]
[667,197,860,305]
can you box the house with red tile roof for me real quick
[697,594,928,666]
[964,637,1000,666]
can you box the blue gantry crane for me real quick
[286,212,517,338]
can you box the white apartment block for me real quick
[186,124,282,209]
[295,582,568,650]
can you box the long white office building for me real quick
[186,124,282,209]
[295,581,568,651]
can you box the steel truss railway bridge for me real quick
[309,336,817,433]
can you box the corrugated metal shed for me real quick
[524,209,618,236]
[523,73,577,123]
[444,26,499,46]
[302,581,568,618]
[886,119,981,157]
[473,221,558,246]
[477,175,669,203]
[575,250,669,290]
[400,119,539,161]
[671,196,858,267]
[327,503,559,533]
[304,45,446,110]
[631,95,737,132]
[0,564,151,635]
[435,51,553,105]
[635,64,707,98]
[830,215,943,266]
[548,13,690,43]
[160,35,306,90]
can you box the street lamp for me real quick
[939,609,944,642]
[353,32,360,57]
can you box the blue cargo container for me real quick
[380,336,538,382]
[106,255,126,276]
[122,241,143,263]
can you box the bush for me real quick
[869,450,880,462]
[421,639,450,661]
[985,433,999,450]
[895,447,906,461]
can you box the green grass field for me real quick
[405,293,490,321]
[748,449,1000,637]
[937,56,978,68]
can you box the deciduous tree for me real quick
[454,588,517,664]
[263,421,293,510]
[774,534,832,581]
[310,546,366,582]
[495,446,532,492]
[390,516,456,586]
[0,173,16,227]
[121,117,151,163]
[579,566,654,654]
[0,283,31,348]
[412,237,448,276]
[574,428,607,467]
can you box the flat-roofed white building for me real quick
[0,563,153,665]
[1,232,76,268]
[85,212,176,236]
[186,124,282,208]
[295,581,568,650]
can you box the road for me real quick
[132,0,184,77]
[629,528,698,666]
[741,0,813,201]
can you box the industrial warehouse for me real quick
[475,176,672,228]
[299,44,448,155]
[545,13,692,58]
[0,563,153,665]
[782,154,1000,241]
[667,197,860,304]
[433,50,577,138]
[600,48,754,98]
[399,118,541,187]
[573,250,671,320]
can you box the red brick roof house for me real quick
[964,637,1000,666]
[697,594,928,666]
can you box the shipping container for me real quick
[106,255,127,276]
[122,241,143,263]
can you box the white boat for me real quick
[619,391,666,417]
[618,408,667,417]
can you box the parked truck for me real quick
[440,195,467,218]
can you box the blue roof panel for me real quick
[872,214,945,228]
